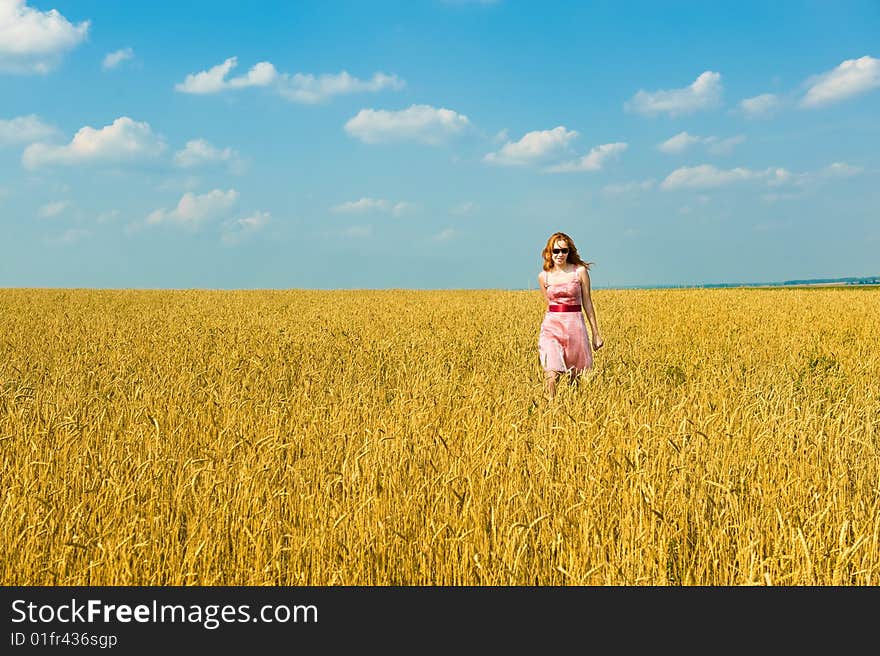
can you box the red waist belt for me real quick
[548,304,582,312]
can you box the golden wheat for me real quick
[1,287,878,585]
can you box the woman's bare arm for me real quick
[538,271,549,309]
[579,267,603,349]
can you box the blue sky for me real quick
[1,0,878,289]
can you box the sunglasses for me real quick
[552,248,569,254]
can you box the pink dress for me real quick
[538,266,592,374]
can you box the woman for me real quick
[537,232,603,398]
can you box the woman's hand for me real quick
[592,335,604,350]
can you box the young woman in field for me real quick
[538,232,603,398]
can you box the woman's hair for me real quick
[541,232,593,272]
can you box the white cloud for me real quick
[625,71,723,117]
[173,139,243,171]
[759,162,863,192]
[657,131,702,154]
[483,126,578,166]
[58,227,88,244]
[102,47,133,71]
[221,211,270,245]
[22,116,167,169]
[431,228,456,242]
[658,131,744,155]
[822,161,863,177]
[38,199,68,217]
[344,104,470,145]
[545,142,628,173]
[331,197,415,217]
[331,197,389,213]
[0,114,58,145]
[146,188,238,230]
[757,162,863,191]
[602,179,656,195]
[175,57,403,104]
[660,164,762,190]
[801,56,880,108]
[739,93,781,118]
[0,0,89,73]
[232,62,277,88]
[277,71,404,104]
[765,168,798,187]
[390,201,416,217]
[174,57,278,94]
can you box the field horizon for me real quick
[4,273,879,293]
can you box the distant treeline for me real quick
[570,275,880,291]
[700,275,880,288]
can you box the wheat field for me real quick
[1,287,878,585]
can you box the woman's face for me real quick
[552,240,569,267]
